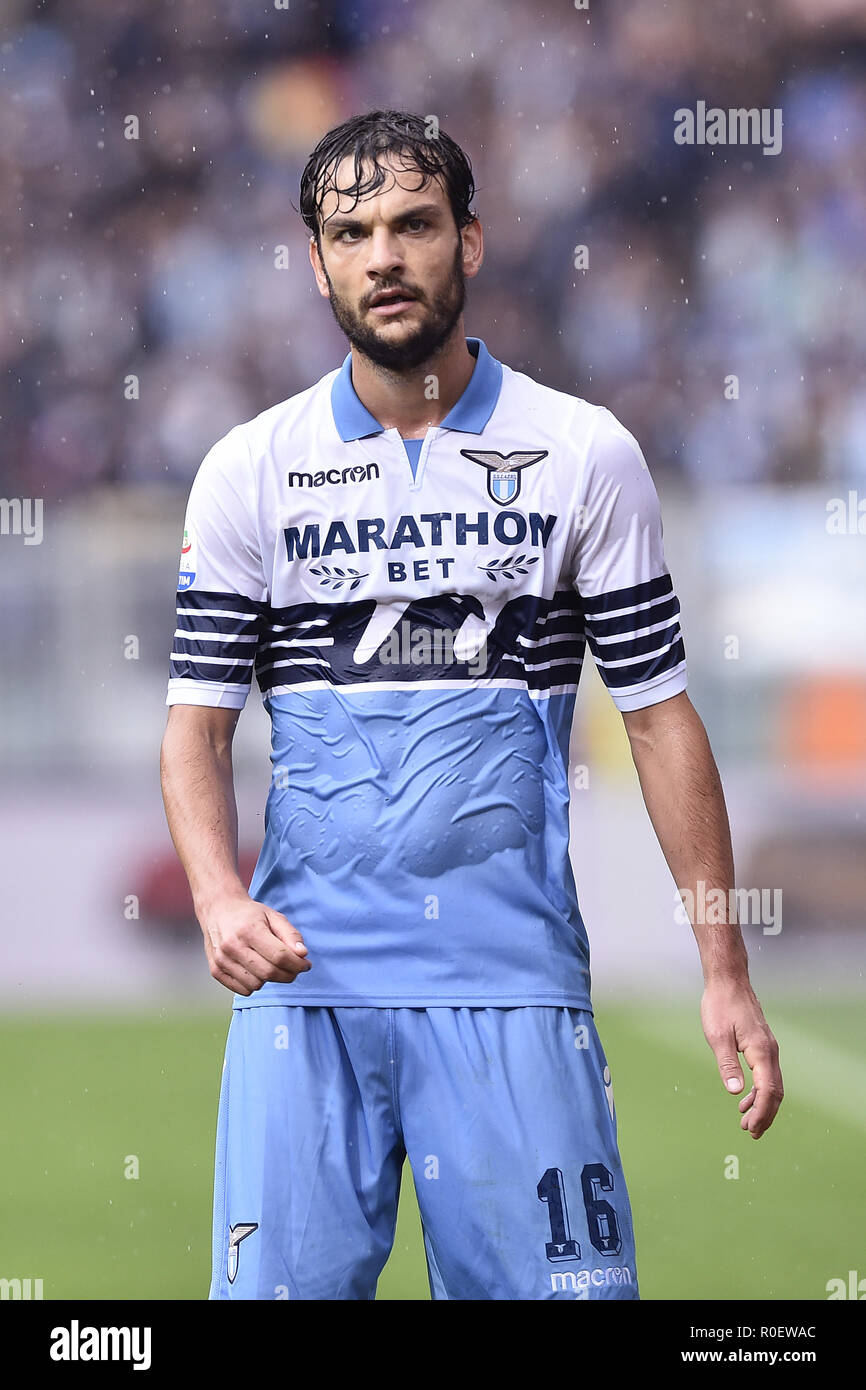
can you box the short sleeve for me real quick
[166,428,267,710]
[571,408,687,712]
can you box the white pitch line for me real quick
[626,1007,866,1135]
[764,1016,866,1135]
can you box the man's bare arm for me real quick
[621,690,783,1138]
[160,705,311,995]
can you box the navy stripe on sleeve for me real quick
[170,589,264,688]
[577,575,685,694]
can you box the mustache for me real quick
[364,284,424,308]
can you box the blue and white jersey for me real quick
[167,337,687,1008]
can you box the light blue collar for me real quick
[331,336,503,441]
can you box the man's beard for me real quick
[322,242,466,371]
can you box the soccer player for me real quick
[160,110,783,1301]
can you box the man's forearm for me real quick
[623,692,749,984]
[160,708,248,915]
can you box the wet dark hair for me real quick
[299,109,476,247]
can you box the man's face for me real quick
[310,153,481,370]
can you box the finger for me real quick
[211,960,260,996]
[741,1068,783,1138]
[744,1086,783,1138]
[225,942,305,985]
[738,1086,757,1113]
[219,952,303,989]
[741,1039,783,1137]
[709,1030,745,1094]
[203,938,259,995]
[244,926,312,975]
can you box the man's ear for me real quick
[461,216,484,279]
[309,234,330,299]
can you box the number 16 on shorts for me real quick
[538,1164,623,1261]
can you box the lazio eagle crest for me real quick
[460,449,548,506]
[227,1222,258,1284]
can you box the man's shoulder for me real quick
[236,368,340,448]
[196,367,340,484]
[494,358,651,487]
[497,359,610,439]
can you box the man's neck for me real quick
[348,326,475,438]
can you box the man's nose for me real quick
[365,227,405,279]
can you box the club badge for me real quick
[460,450,548,506]
[227,1222,258,1284]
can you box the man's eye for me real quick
[337,228,362,242]
[405,218,428,231]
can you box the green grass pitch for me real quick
[0,1000,860,1300]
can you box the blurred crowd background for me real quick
[1,0,865,1006]
[3,0,866,498]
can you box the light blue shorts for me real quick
[209,1005,639,1300]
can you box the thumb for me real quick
[263,905,308,954]
[713,1034,744,1094]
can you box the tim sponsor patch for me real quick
[178,527,196,590]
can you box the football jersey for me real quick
[166,337,687,1009]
